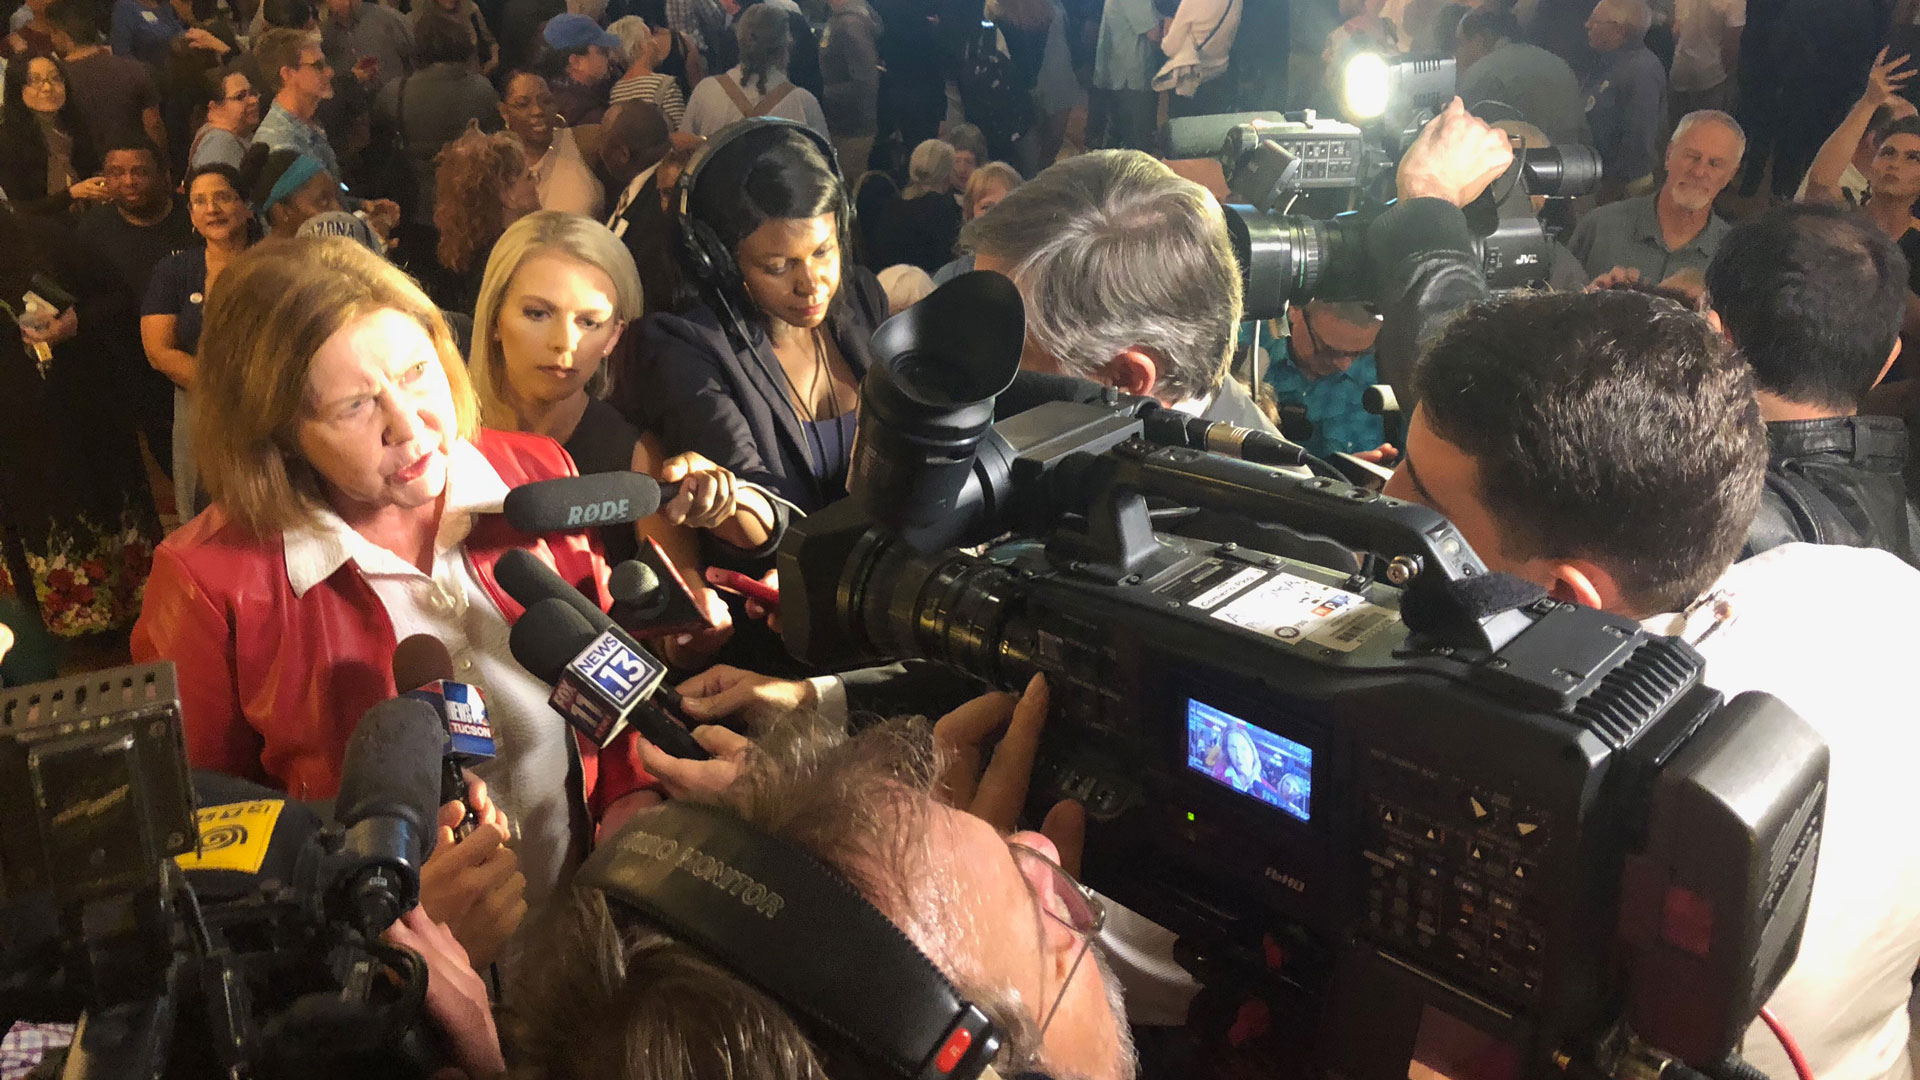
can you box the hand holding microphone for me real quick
[418,795,526,969]
[656,451,742,530]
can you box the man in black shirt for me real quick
[76,141,191,472]
[1703,204,1920,567]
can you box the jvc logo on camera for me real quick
[566,499,632,525]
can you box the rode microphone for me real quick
[392,634,496,841]
[327,696,447,936]
[508,598,712,762]
[503,472,681,533]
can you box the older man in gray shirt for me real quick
[1455,7,1591,148]
[1570,109,1745,285]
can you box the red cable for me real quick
[1758,1005,1816,1080]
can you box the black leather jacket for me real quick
[1744,416,1920,568]
[1365,197,1493,409]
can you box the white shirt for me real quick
[531,126,605,219]
[605,161,660,238]
[1796,160,1870,207]
[1669,0,1745,93]
[1641,544,1920,1080]
[283,440,585,908]
[679,65,830,138]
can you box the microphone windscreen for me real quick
[1165,111,1289,160]
[335,697,447,844]
[509,597,600,685]
[180,770,326,902]
[503,472,666,534]
[609,559,662,605]
[392,633,455,693]
[495,548,611,632]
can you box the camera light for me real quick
[1342,52,1392,121]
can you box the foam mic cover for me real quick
[496,547,611,631]
[510,597,598,685]
[609,559,664,613]
[503,472,675,534]
[178,771,325,902]
[392,633,454,693]
[330,697,446,930]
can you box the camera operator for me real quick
[958,149,1278,434]
[1371,109,1920,1080]
[1705,204,1920,568]
[388,679,1140,1080]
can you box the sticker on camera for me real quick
[1211,571,1396,652]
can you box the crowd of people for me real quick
[2,0,1920,1076]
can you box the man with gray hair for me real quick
[1570,109,1746,284]
[960,149,1275,432]
[1580,0,1667,199]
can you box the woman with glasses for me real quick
[189,61,262,170]
[141,162,258,517]
[0,55,108,216]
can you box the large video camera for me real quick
[779,275,1829,1080]
[1173,59,1602,318]
[0,664,446,1078]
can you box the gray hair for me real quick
[1671,109,1747,160]
[905,139,956,198]
[960,150,1243,404]
[1598,0,1651,35]
[607,14,652,66]
[946,122,989,161]
[735,4,790,95]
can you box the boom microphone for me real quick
[507,598,711,762]
[503,472,680,533]
[328,697,447,935]
[392,634,496,841]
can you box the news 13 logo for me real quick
[575,631,664,709]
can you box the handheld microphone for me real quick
[328,696,447,936]
[608,537,714,638]
[503,472,681,534]
[392,634,496,841]
[497,547,687,710]
[508,598,712,762]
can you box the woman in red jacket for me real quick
[131,236,718,925]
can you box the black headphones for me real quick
[673,117,854,294]
[579,800,1007,1080]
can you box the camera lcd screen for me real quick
[1185,698,1313,822]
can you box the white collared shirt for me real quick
[606,162,660,239]
[283,440,585,907]
[1642,544,1920,1080]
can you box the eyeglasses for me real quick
[1008,842,1104,1040]
[25,74,64,89]
[297,57,333,71]
[1300,313,1370,364]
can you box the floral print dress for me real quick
[0,208,161,638]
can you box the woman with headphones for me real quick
[621,119,888,554]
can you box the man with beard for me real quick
[1570,109,1746,285]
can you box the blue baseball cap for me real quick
[544,13,620,51]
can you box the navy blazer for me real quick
[615,268,888,517]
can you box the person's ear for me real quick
[1541,558,1620,612]
[1874,337,1902,390]
[1097,349,1159,399]
[1704,307,1727,340]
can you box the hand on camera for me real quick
[385,907,506,1079]
[1395,97,1515,208]
[1585,266,1641,291]
[419,775,526,968]
[676,664,818,723]
[935,674,1088,875]
[635,725,754,801]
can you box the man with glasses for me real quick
[189,61,263,169]
[388,678,1138,1080]
[252,26,397,220]
[1262,300,1387,460]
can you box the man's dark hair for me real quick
[1414,290,1766,616]
[103,139,168,172]
[261,0,317,27]
[1704,203,1907,410]
[1876,116,1920,149]
[413,9,475,66]
[44,0,100,45]
[1457,6,1521,41]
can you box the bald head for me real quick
[599,101,671,186]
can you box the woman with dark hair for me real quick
[679,5,827,137]
[0,56,108,215]
[141,162,257,515]
[619,120,886,621]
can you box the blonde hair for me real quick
[962,160,1022,218]
[470,210,645,430]
[904,139,956,199]
[195,237,479,537]
[607,14,652,65]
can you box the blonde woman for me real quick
[878,138,964,271]
[468,210,776,665]
[132,236,663,958]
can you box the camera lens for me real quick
[1519,145,1602,198]
[1224,207,1373,319]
